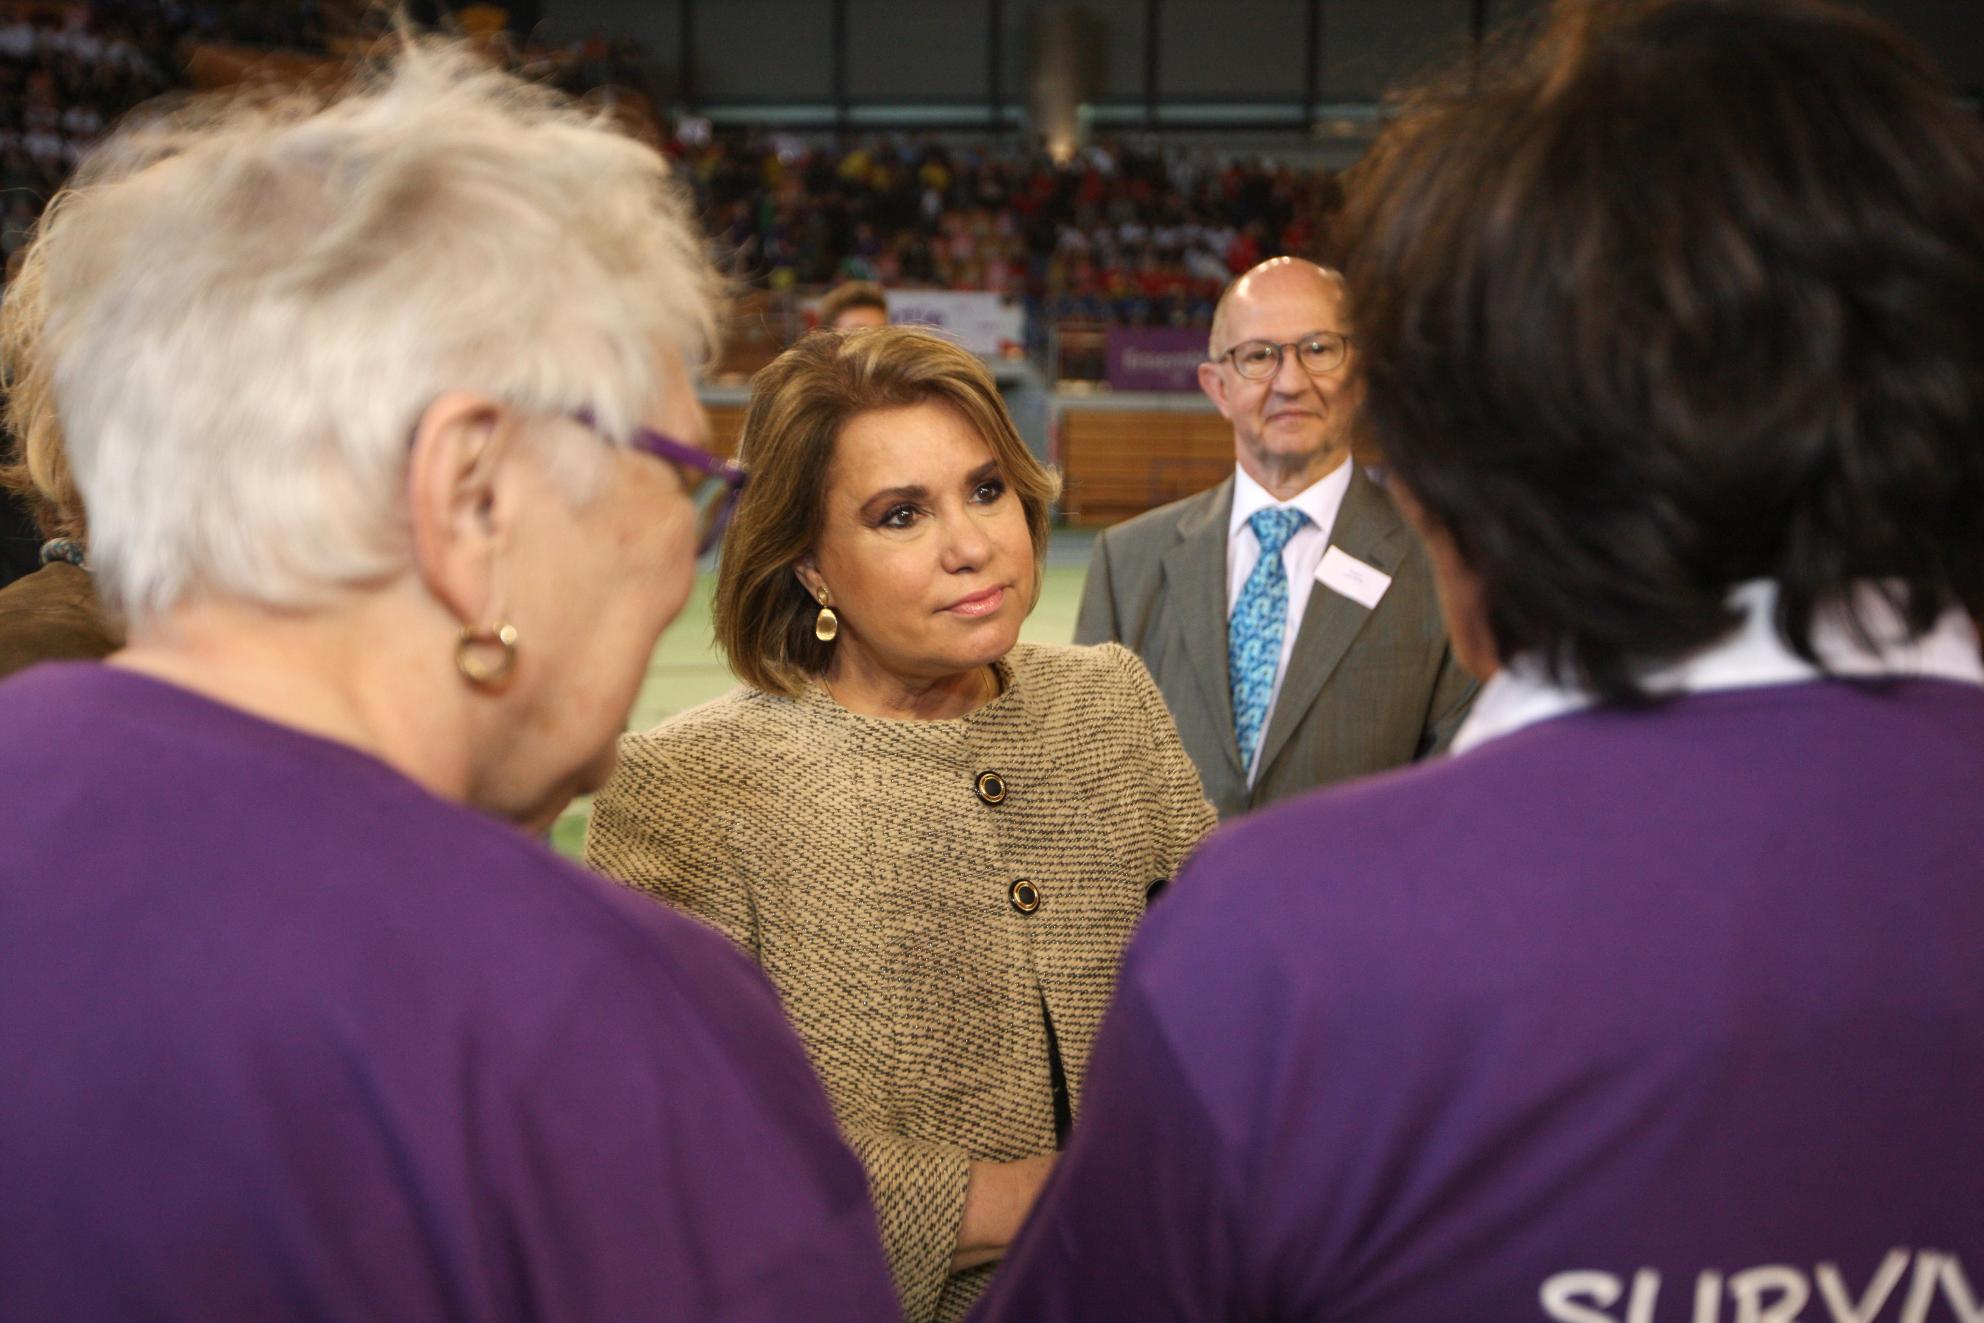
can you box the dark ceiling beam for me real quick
[1470,0,1488,84]
[988,0,1004,130]
[832,0,849,137]
[679,0,695,109]
[1304,0,1321,122]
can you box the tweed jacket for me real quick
[1075,468,1477,819]
[586,642,1215,1323]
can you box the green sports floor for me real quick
[550,529,1099,857]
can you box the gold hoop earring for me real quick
[455,621,520,688]
[813,589,839,644]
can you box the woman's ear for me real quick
[406,391,518,625]
[792,556,825,601]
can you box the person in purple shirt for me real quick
[972,2,1984,1320]
[0,41,895,1323]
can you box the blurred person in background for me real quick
[0,43,897,1322]
[587,326,1215,1323]
[976,1,1984,1318]
[818,277,890,331]
[0,239,118,672]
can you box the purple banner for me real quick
[1106,327,1208,392]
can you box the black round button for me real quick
[974,770,1008,805]
[1009,879,1041,914]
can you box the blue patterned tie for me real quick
[1229,506,1310,772]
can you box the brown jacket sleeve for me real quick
[585,730,969,1322]
[1100,641,1218,879]
[585,733,760,955]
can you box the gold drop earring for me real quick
[814,587,839,643]
[454,621,520,688]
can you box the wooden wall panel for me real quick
[1057,408,1233,524]
[705,404,747,459]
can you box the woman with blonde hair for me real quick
[0,45,896,1320]
[0,238,119,677]
[587,325,1216,1322]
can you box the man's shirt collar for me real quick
[1228,460,1353,544]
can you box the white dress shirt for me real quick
[1226,461,1354,781]
[1451,579,1984,755]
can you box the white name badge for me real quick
[1316,546,1393,610]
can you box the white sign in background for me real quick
[885,290,1025,357]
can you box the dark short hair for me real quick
[1341,0,1984,703]
[815,280,888,329]
[714,327,1059,696]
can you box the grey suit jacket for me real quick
[1075,469,1477,819]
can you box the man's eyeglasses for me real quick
[573,410,749,556]
[1216,330,1354,381]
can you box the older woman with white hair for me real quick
[0,45,897,1322]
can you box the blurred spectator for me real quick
[816,278,889,331]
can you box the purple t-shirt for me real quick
[973,679,1984,1323]
[0,664,897,1322]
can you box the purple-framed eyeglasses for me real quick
[573,409,748,556]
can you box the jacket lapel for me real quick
[1158,479,1244,779]
[1251,468,1410,787]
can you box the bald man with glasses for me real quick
[1075,258,1475,819]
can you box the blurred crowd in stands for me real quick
[3,4,171,273]
[686,135,1339,329]
[2,0,1331,336]
[0,1,338,268]
[0,0,641,291]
